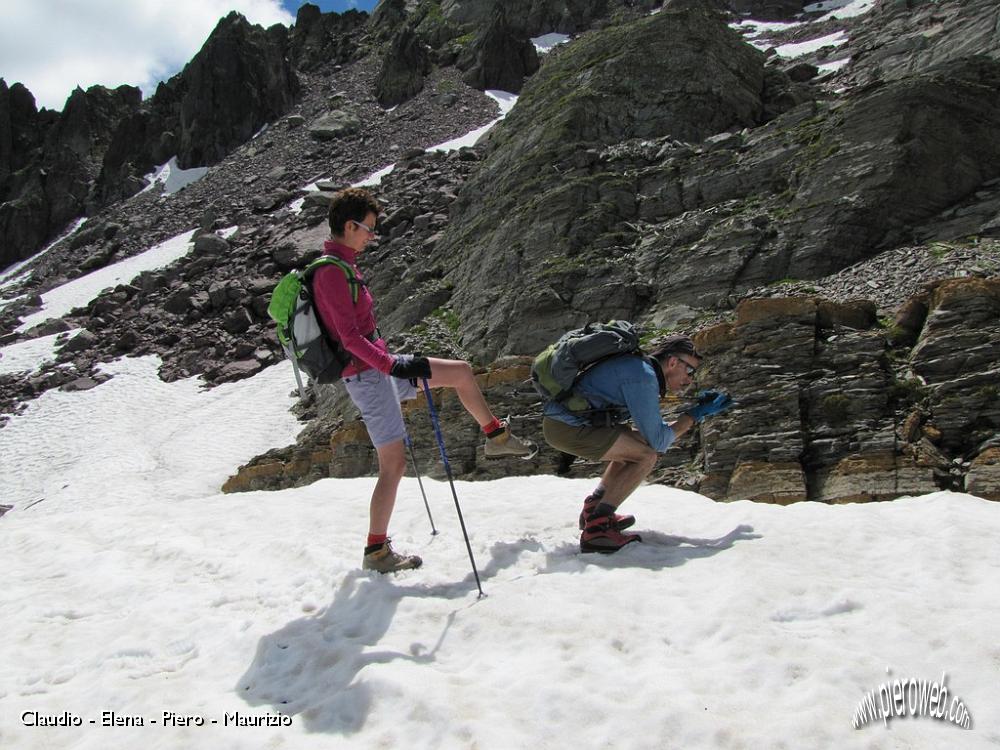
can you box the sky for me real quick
[0,0,378,112]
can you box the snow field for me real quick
[0,330,81,377]
[15,230,198,333]
[2,472,998,748]
[0,341,998,748]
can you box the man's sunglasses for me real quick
[676,357,699,377]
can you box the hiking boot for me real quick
[580,514,641,554]
[362,540,423,573]
[484,418,537,459]
[578,496,635,531]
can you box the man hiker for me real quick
[541,334,732,553]
[313,187,535,574]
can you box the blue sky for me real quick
[282,0,379,13]
[0,1,379,111]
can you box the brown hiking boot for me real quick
[484,418,537,459]
[362,540,423,573]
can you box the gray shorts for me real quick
[343,369,418,448]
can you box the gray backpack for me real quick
[530,321,642,412]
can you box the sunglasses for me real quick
[352,219,376,235]
[676,357,699,377]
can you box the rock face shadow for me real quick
[236,537,542,734]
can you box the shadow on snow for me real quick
[236,537,542,734]
[236,525,758,734]
[540,524,761,573]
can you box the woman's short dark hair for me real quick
[650,334,701,363]
[328,187,380,236]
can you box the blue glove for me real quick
[686,389,733,423]
[390,354,432,380]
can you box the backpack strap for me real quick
[303,256,365,304]
[563,351,644,401]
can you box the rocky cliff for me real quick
[1,11,317,269]
[2,0,998,506]
[221,274,1000,503]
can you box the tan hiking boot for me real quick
[362,540,423,574]
[484,418,537,459]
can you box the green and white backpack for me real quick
[267,256,363,390]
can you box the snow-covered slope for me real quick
[1,340,998,749]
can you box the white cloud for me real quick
[0,0,295,111]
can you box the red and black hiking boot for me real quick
[580,513,642,554]
[578,496,636,531]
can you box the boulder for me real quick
[61,329,98,353]
[966,447,1000,501]
[222,307,253,334]
[308,110,363,141]
[193,233,230,256]
[60,376,102,392]
[164,284,199,314]
[216,358,263,380]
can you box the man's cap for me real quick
[650,333,701,360]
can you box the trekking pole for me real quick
[404,431,438,535]
[285,345,307,400]
[421,378,484,598]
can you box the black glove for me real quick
[390,354,432,380]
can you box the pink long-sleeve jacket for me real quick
[311,240,395,377]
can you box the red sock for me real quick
[482,417,503,436]
[367,533,388,547]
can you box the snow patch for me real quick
[353,163,397,188]
[141,157,209,196]
[0,344,998,748]
[15,229,197,333]
[819,57,851,74]
[730,19,803,37]
[429,90,518,153]
[0,330,81,377]
[815,0,876,21]
[0,355,300,511]
[531,33,570,53]
[774,30,848,58]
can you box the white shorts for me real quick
[342,369,419,448]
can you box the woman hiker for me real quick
[313,187,536,574]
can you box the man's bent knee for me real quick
[601,432,658,465]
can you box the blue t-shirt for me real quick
[543,355,676,452]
